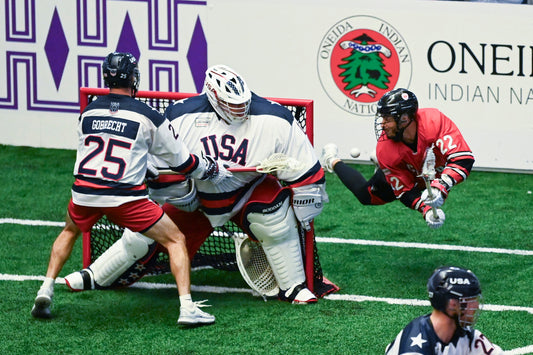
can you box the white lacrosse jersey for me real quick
[72,93,199,207]
[385,314,504,355]
[163,93,324,226]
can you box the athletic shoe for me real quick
[320,143,340,173]
[278,283,318,304]
[31,288,53,319]
[177,301,215,326]
[64,269,95,291]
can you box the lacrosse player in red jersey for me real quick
[31,52,230,325]
[64,64,338,304]
[385,266,504,355]
[321,88,474,229]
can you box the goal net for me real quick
[79,87,337,297]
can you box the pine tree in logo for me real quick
[338,33,392,98]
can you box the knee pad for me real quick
[242,190,306,290]
[90,228,155,287]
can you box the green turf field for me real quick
[1,144,532,354]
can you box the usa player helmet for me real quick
[374,88,418,141]
[102,52,140,96]
[427,266,482,328]
[203,65,252,124]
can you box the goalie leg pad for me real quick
[244,192,306,290]
[89,228,154,287]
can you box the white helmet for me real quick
[203,65,252,124]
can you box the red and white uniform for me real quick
[376,108,474,213]
[72,93,200,207]
[162,92,324,227]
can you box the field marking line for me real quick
[316,237,533,256]
[2,218,532,256]
[2,273,532,315]
[1,273,532,353]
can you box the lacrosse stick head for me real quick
[422,146,437,180]
[255,153,305,174]
[234,234,279,297]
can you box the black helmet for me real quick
[427,266,481,313]
[374,88,418,141]
[102,52,140,96]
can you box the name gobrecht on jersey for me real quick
[385,314,504,355]
[72,94,197,207]
[163,93,324,226]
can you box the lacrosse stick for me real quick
[218,226,279,299]
[420,145,439,219]
[158,153,304,174]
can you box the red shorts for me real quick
[68,198,164,233]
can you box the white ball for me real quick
[350,147,361,158]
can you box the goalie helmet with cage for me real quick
[374,88,418,141]
[102,52,140,97]
[203,65,252,124]
[427,266,482,328]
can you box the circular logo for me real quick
[317,15,412,117]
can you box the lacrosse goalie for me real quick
[65,64,338,303]
[321,88,475,229]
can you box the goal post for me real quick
[78,87,335,297]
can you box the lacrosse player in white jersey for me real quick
[385,266,504,355]
[31,52,230,326]
[65,64,338,304]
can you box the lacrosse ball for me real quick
[350,147,361,158]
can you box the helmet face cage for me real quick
[427,266,482,329]
[374,88,418,141]
[102,52,140,95]
[204,65,252,124]
[457,294,482,328]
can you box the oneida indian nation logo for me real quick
[317,15,412,117]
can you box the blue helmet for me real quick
[102,52,140,96]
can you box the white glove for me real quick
[292,184,328,231]
[421,187,445,208]
[200,155,233,184]
[145,161,160,180]
[424,208,445,229]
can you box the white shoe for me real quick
[279,283,318,304]
[320,143,340,173]
[64,269,95,291]
[177,300,215,326]
[31,288,53,319]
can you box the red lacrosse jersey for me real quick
[376,108,474,200]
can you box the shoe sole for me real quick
[31,295,52,319]
[177,319,215,326]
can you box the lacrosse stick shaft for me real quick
[424,177,439,219]
[157,167,258,174]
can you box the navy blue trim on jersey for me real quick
[197,175,262,216]
[170,154,198,174]
[249,93,294,125]
[74,175,143,189]
[84,93,165,128]
[284,161,325,185]
[82,116,140,139]
[164,94,213,122]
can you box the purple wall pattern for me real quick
[1,0,208,113]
